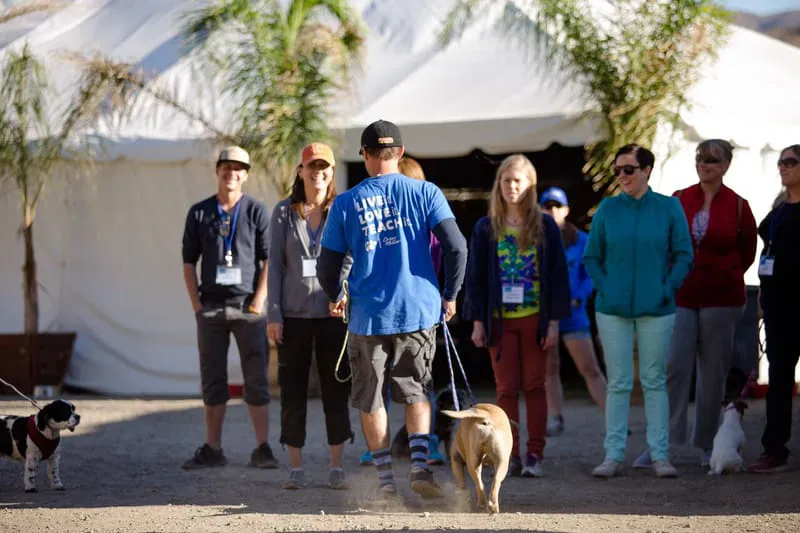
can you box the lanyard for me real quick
[218,199,242,266]
[307,220,324,251]
[767,204,786,254]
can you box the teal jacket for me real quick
[583,188,693,318]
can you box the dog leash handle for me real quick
[333,280,352,383]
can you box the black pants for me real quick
[762,316,800,458]
[278,317,353,448]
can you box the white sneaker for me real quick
[653,459,679,478]
[592,458,622,478]
[521,454,543,478]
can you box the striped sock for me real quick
[372,448,395,489]
[409,433,430,472]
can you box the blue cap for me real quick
[540,187,569,207]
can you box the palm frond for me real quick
[441,0,730,196]
[439,0,488,47]
[0,0,65,25]
[182,0,366,194]
[0,43,50,204]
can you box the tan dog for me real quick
[441,403,512,514]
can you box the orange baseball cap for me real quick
[301,143,335,166]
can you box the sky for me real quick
[719,0,800,15]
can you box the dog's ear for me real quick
[36,407,49,431]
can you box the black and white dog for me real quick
[0,400,80,492]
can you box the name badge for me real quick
[502,283,525,304]
[758,256,775,277]
[302,257,317,278]
[216,266,242,286]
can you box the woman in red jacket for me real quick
[635,139,758,470]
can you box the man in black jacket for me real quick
[181,146,277,470]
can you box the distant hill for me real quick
[733,10,800,47]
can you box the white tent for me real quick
[1,0,797,395]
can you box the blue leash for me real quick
[441,313,476,411]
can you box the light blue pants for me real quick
[596,312,675,462]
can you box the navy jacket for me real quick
[463,213,571,346]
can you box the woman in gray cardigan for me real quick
[267,143,353,490]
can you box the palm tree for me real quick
[442,0,729,195]
[183,0,365,194]
[0,41,141,334]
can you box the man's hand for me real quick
[249,292,266,315]
[541,320,559,350]
[471,320,487,348]
[329,299,345,318]
[267,323,283,344]
[442,298,456,322]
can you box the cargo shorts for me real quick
[347,327,437,413]
[196,305,270,406]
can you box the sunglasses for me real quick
[778,157,799,169]
[613,165,640,176]
[695,156,721,164]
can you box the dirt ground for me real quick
[0,391,798,533]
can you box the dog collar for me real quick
[27,415,60,460]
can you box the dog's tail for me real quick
[441,407,488,420]
[440,407,518,428]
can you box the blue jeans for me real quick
[596,312,675,462]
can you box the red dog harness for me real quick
[27,415,60,460]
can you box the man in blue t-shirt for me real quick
[318,120,467,498]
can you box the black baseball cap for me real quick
[359,120,403,154]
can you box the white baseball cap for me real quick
[217,146,251,169]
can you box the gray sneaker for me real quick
[546,416,564,437]
[632,449,652,470]
[282,469,306,490]
[592,457,622,478]
[653,459,679,478]
[329,468,348,490]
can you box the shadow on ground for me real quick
[0,393,798,520]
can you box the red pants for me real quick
[489,314,547,459]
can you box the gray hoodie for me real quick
[267,198,352,323]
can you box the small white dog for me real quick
[708,400,747,476]
[0,399,81,492]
